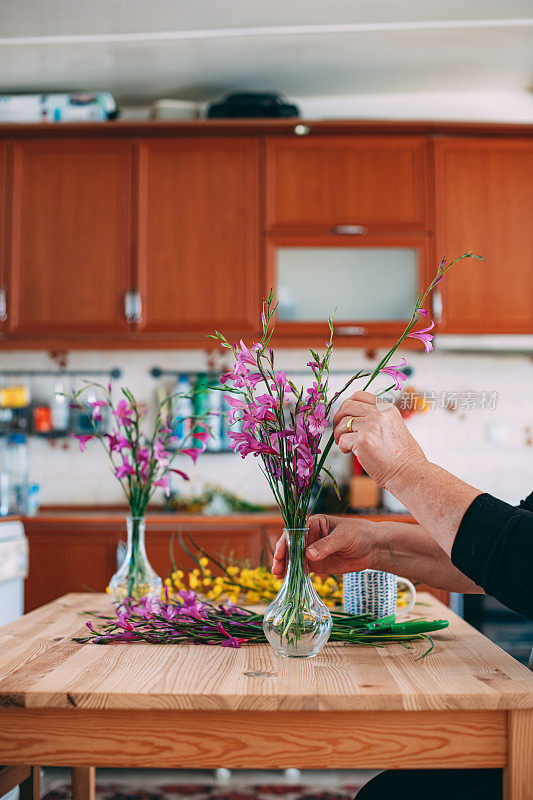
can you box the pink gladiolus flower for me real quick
[116,613,134,631]
[305,382,323,404]
[223,395,249,423]
[153,476,170,496]
[191,425,210,445]
[181,447,202,464]
[215,621,246,647]
[235,339,260,367]
[160,604,177,620]
[113,399,135,426]
[115,460,135,480]
[255,394,279,410]
[106,431,130,452]
[73,434,93,452]
[255,406,276,421]
[406,321,435,354]
[153,439,170,464]
[307,403,329,436]
[379,358,408,391]
[169,468,190,481]
[88,399,108,422]
[228,430,278,459]
[272,371,291,393]
[416,307,429,317]
[137,446,151,463]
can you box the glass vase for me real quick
[108,516,162,603]
[263,528,332,658]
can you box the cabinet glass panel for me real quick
[276,247,418,321]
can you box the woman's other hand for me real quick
[333,390,426,488]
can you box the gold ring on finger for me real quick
[346,416,355,432]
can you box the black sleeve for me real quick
[451,492,533,620]
[518,491,533,512]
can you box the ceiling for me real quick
[0,0,532,106]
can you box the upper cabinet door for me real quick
[434,138,533,334]
[7,138,132,336]
[136,137,260,335]
[265,135,429,234]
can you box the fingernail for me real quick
[307,547,318,558]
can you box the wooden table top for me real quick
[1,592,533,713]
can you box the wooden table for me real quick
[1,593,533,800]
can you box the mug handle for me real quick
[395,576,416,616]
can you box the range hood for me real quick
[435,335,533,353]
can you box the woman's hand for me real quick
[272,515,379,578]
[332,390,427,488]
[272,515,484,594]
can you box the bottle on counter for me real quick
[195,374,223,452]
[51,382,69,432]
[5,433,29,514]
[172,374,194,443]
[0,438,9,516]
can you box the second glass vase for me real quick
[263,528,332,658]
[108,516,162,603]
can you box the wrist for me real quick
[366,521,393,573]
[384,453,429,496]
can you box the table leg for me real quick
[504,711,533,799]
[19,766,40,800]
[72,767,95,800]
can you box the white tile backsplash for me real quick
[1,346,532,507]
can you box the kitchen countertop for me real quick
[23,509,414,526]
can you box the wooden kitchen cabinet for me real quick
[135,137,261,336]
[0,140,7,333]
[23,514,277,611]
[434,138,533,333]
[265,135,429,234]
[268,235,431,343]
[6,138,133,336]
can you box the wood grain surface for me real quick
[1,593,532,713]
[0,708,507,770]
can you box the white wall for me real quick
[2,345,531,508]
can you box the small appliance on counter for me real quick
[0,92,118,122]
[349,456,380,511]
[207,91,299,118]
[151,99,200,119]
[0,518,28,625]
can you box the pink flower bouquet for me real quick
[211,252,482,656]
[71,384,210,600]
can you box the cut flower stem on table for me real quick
[76,590,449,659]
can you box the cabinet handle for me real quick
[124,290,143,323]
[0,288,6,322]
[124,290,135,322]
[132,290,143,323]
[335,325,368,336]
[432,288,443,323]
[332,225,368,235]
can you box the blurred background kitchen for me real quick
[0,1,532,661]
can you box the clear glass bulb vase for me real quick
[108,516,162,603]
[263,528,332,658]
